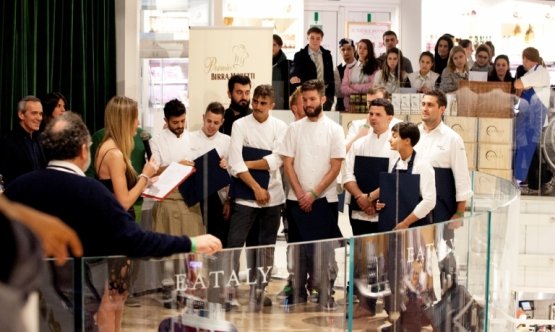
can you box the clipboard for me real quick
[352,156,389,211]
[377,172,420,232]
[178,149,231,206]
[142,162,195,201]
[230,146,271,200]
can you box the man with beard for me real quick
[278,79,345,309]
[150,99,204,237]
[220,75,252,135]
[227,85,287,309]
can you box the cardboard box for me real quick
[456,81,512,118]
[444,116,478,143]
[410,93,422,114]
[392,93,401,114]
[407,114,421,125]
[478,143,512,170]
[400,94,411,114]
[340,113,367,135]
[478,118,514,144]
[478,168,513,181]
[465,142,477,169]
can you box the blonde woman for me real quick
[439,46,469,93]
[94,96,157,332]
[95,96,158,212]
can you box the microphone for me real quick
[140,130,152,160]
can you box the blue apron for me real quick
[514,66,548,181]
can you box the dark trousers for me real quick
[286,199,339,302]
[526,144,553,190]
[227,204,282,288]
[200,193,229,248]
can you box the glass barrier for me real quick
[37,258,75,331]
[38,171,521,331]
[81,238,348,331]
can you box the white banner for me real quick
[188,27,273,131]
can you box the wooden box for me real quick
[465,142,477,169]
[410,93,422,114]
[478,118,514,144]
[407,114,421,125]
[477,143,512,170]
[400,94,411,114]
[444,116,478,143]
[478,168,513,181]
[341,113,367,135]
[456,81,513,118]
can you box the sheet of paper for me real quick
[142,162,194,201]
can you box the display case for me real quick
[141,58,188,135]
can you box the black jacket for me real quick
[0,124,46,186]
[291,45,335,111]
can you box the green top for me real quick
[85,127,147,178]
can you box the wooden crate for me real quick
[465,142,477,169]
[340,113,367,135]
[478,168,513,181]
[407,114,421,125]
[456,81,513,118]
[444,116,478,143]
[477,143,513,170]
[478,118,514,144]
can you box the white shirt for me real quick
[278,115,346,202]
[343,130,399,221]
[343,130,399,186]
[521,64,551,126]
[47,160,86,176]
[187,130,230,161]
[415,122,472,202]
[373,70,401,94]
[228,114,287,208]
[391,152,436,219]
[346,117,402,144]
[151,128,194,166]
[407,71,439,92]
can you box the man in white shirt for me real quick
[343,98,399,317]
[278,79,345,308]
[345,87,397,152]
[227,85,287,309]
[150,99,204,237]
[415,90,471,224]
[514,47,553,194]
[187,102,231,246]
[344,98,399,235]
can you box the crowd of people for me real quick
[0,26,551,331]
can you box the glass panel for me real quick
[81,239,348,331]
[348,214,489,331]
[38,258,75,331]
[35,171,520,330]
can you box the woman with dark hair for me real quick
[373,47,409,94]
[408,51,439,93]
[40,92,67,130]
[488,55,514,92]
[341,39,379,110]
[433,36,454,82]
